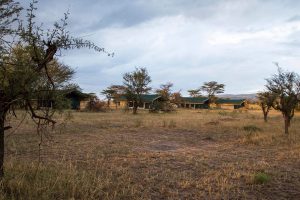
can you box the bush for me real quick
[243,125,262,133]
[253,172,271,184]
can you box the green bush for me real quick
[253,172,271,184]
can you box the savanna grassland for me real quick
[1,109,300,199]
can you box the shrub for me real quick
[243,125,262,133]
[253,172,271,184]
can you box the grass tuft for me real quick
[253,172,271,184]
[243,125,262,133]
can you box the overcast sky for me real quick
[21,0,300,96]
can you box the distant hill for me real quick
[217,93,257,101]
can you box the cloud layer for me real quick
[21,0,300,96]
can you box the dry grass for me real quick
[1,109,300,199]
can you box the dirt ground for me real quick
[3,109,300,199]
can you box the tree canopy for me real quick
[201,81,225,102]
[265,67,300,134]
[123,67,151,114]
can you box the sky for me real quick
[20,0,300,96]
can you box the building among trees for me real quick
[65,90,95,110]
[215,99,247,109]
[110,94,167,110]
[180,97,210,109]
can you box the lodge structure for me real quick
[215,99,247,109]
[110,94,247,110]
[179,97,247,110]
[180,97,210,109]
[65,90,94,110]
[111,94,167,110]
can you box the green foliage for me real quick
[156,82,173,99]
[123,67,151,114]
[187,89,201,97]
[253,172,271,184]
[265,66,300,134]
[0,0,22,54]
[0,0,108,176]
[201,81,225,103]
[257,91,278,122]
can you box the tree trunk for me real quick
[0,113,5,178]
[133,101,138,114]
[133,105,138,114]
[263,113,268,122]
[284,115,290,135]
[261,106,269,122]
[107,99,110,108]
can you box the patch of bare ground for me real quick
[2,109,300,199]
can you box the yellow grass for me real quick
[1,109,300,199]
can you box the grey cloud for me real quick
[18,0,300,95]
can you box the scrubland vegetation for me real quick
[1,109,300,199]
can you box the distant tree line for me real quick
[102,67,226,114]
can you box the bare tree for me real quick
[201,81,225,103]
[257,91,277,122]
[266,67,300,134]
[123,67,151,114]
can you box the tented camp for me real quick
[111,94,166,110]
[216,99,247,109]
[180,97,210,109]
[65,90,93,110]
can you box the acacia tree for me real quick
[0,1,109,176]
[101,88,116,108]
[257,91,277,122]
[156,82,173,99]
[187,89,201,97]
[123,67,151,114]
[0,0,22,54]
[201,81,225,103]
[266,67,300,134]
[170,90,182,105]
[101,85,126,108]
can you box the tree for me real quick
[101,88,116,108]
[123,67,151,114]
[0,0,22,54]
[266,67,300,134]
[257,91,277,122]
[201,81,225,103]
[101,85,126,109]
[170,90,182,105]
[156,82,173,99]
[188,89,201,97]
[0,1,109,177]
